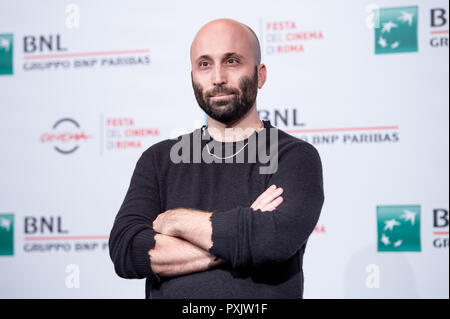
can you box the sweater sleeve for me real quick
[208,141,324,268]
[109,148,161,283]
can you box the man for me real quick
[109,18,324,299]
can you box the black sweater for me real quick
[109,120,324,299]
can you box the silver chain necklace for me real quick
[203,122,264,160]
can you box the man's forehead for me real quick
[193,41,249,60]
[190,20,254,61]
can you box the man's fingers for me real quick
[152,215,161,232]
[251,185,283,211]
[152,213,165,233]
[251,184,276,209]
[260,196,284,212]
[253,187,283,211]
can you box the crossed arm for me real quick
[149,184,284,277]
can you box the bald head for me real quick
[190,18,261,67]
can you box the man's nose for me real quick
[212,65,227,86]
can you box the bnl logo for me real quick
[375,6,418,54]
[0,34,13,75]
[0,214,14,256]
[377,205,421,252]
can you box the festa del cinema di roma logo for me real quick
[375,6,418,54]
[0,33,13,75]
[377,205,421,252]
[0,214,14,256]
[40,118,92,154]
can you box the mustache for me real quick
[206,86,240,98]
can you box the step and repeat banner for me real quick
[0,0,448,298]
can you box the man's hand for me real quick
[153,208,183,237]
[153,208,213,250]
[251,184,284,212]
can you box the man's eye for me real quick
[199,61,209,67]
[227,58,238,64]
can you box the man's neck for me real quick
[206,106,263,142]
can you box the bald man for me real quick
[109,19,324,299]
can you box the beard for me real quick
[191,66,258,125]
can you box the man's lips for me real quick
[210,93,234,99]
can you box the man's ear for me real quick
[257,64,267,89]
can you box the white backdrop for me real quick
[0,0,448,298]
